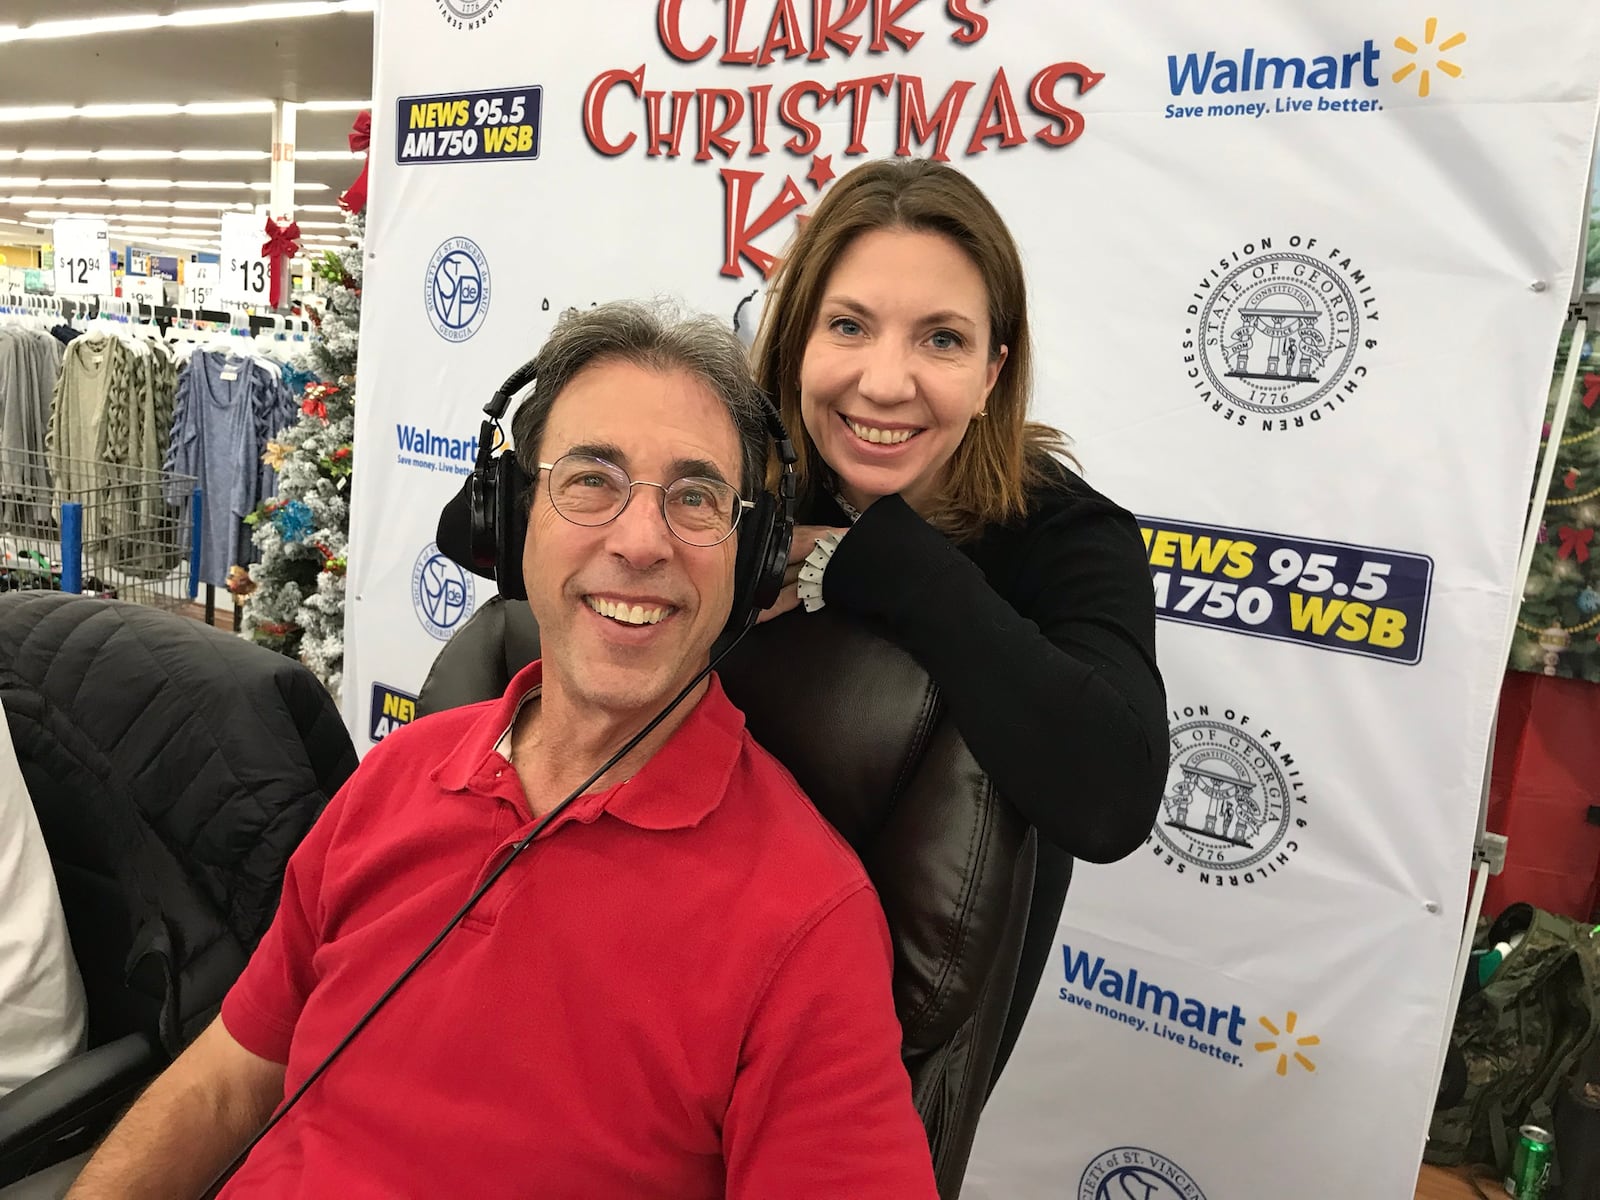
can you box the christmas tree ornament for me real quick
[1557,524,1594,562]
[273,499,315,543]
[1538,623,1572,675]
[263,440,296,472]
[226,565,257,597]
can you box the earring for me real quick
[975,409,988,419]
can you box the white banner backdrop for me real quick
[345,3,1600,1195]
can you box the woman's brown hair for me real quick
[750,157,1073,542]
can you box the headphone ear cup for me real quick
[754,494,792,614]
[467,465,499,572]
[728,492,774,632]
[725,490,792,634]
[728,494,765,631]
[494,453,530,601]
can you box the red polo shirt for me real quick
[219,663,936,1199]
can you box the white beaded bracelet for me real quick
[796,530,844,613]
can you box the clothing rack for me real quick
[0,293,110,320]
[2,294,270,632]
[247,312,312,335]
[138,302,237,326]
[0,294,139,324]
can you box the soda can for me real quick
[1505,1124,1553,1199]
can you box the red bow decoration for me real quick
[1583,373,1600,411]
[1557,525,1593,563]
[262,217,301,308]
[301,395,327,421]
[340,110,372,215]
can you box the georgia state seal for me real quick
[1150,704,1308,886]
[1182,236,1379,430]
[435,0,502,30]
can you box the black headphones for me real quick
[466,357,797,633]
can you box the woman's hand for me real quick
[756,524,850,623]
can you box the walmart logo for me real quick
[1168,41,1381,96]
[1167,19,1466,102]
[1392,18,1467,98]
[1255,1010,1321,1076]
[1060,944,1322,1080]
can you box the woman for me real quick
[749,157,1167,1085]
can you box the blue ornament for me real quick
[1579,588,1600,616]
[274,499,315,543]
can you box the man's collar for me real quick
[432,661,747,832]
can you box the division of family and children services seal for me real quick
[1182,236,1380,430]
[1150,704,1308,886]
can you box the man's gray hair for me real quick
[510,300,767,502]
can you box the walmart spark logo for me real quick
[1255,1010,1321,1077]
[1392,19,1467,99]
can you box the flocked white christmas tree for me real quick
[235,213,361,700]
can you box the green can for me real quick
[1505,1124,1553,1199]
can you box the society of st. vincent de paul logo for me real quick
[434,0,501,30]
[1182,235,1379,429]
[1079,1145,1208,1200]
[412,542,474,640]
[1151,705,1306,885]
[424,236,491,343]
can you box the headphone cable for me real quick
[202,618,755,1196]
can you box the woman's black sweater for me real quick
[810,462,1167,1082]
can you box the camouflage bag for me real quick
[1426,903,1600,1171]
[1553,1036,1600,1199]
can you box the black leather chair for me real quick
[417,597,1036,1199]
[0,593,355,1187]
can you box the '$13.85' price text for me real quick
[230,257,268,295]
[1148,537,1408,651]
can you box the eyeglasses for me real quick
[536,453,752,547]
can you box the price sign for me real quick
[124,275,165,304]
[220,212,270,304]
[186,262,220,308]
[52,219,110,296]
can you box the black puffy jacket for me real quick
[0,592,355,1056]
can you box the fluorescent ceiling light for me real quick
[108,179,246,190]
[24,210,218,225]
[0,149,274,162]
[0,102,276,123]
[0,99,368,124]
[5,195,253,210]
[294,150,365,160]
[298,204,342,212]
[3,178,331,192]
[0,2,374,45]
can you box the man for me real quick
[67,302,938,1198]
[0,699,86,1098]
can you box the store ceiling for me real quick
[0,0,374,257]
